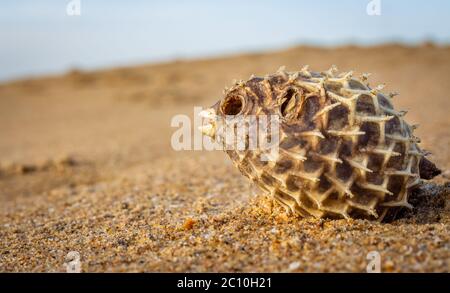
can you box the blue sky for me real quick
[0,0,449,81]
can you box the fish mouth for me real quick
[198,108,217,138]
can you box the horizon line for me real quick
[1,38,449,84]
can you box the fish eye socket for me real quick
[280,89,297,117]
[221,96,243,116]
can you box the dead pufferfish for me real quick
[199,66,441,221]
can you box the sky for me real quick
[0,0,449,81]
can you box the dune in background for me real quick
[0,44,449,272]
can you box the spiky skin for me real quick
[205,66,439,221]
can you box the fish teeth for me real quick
[199,108,216,119]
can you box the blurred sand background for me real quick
[0,44,449,272]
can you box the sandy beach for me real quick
[0,44,449,272]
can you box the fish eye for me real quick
[221,95,244,116]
